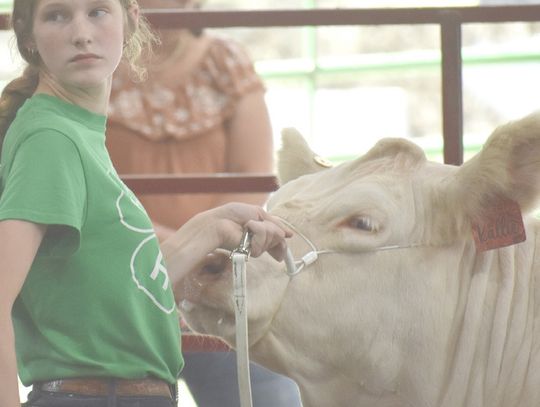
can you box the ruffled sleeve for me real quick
[108,35,265,142]
[204,36,265,98]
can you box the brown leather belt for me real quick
[36,378,173,398]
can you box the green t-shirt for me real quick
[0,94,183,385]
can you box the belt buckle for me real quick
[169,382,178,403]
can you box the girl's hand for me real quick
[162,202,292,293]
[208,203,292,261]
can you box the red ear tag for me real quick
[471,198,526,252]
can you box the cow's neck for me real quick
[249,223,540,407]
[439,225,540,407]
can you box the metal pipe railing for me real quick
[2,4,539,353]
[440,11,464,165]
[2,5,540,189]
[141,6,540,28]
[121,173,279,194]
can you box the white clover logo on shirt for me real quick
[110,170,176,314]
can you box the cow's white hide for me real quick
[178,113,540,407]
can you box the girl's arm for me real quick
[161,202,291,300]
[150,89,275,244]
[0,220,47,407]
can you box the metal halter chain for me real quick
[230,230,254,407]
[277,217,422,277]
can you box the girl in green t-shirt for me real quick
[0,1,291,406]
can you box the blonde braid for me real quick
[0,0,39,154]
[0,65,39,145]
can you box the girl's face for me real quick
[32,0,133,90]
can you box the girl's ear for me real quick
[126,3,140,35]
[129,3,140,24]
[23,37,36,52]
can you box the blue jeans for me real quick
[182,352,302,407]
[23,389,176,407]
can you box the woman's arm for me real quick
[153,91,274,243]
[218,89,274,207]
[161,202,291,301]
[0,220,47,407]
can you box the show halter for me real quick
[278,217,421,277]
[230,218,421,407]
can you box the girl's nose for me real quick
[71,16,93,47]
[73,35,91,47]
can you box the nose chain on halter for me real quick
[277,217,422,277]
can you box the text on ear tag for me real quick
[471,198,526,252]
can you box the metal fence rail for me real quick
[2,5,540,192]
[122,173,279,194]
[141,5,540,168]
[2,3,539,353]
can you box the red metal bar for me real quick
[3,4,539,352]
[2,6,540,30]
[140,6,540,29]
[2,6,539,167]
[0,13,8,29]
[440,11,464,165]
[121,173,279,195]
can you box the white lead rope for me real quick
[231,231,253,407]
[230,229,298,407]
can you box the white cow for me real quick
[178,113,540,407]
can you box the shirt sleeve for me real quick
[209,36,265,97]
[0,131,86,257]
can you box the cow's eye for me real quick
[348,216,376,232]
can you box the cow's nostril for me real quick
[202,263,226,274]
[198,251,229,275]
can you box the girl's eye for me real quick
[43,10,67,22]
[89,9,108,18]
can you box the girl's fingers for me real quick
[257,210,293,238]
[212,202,291,260]
[244,219,288,261]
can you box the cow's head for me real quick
[178,113,540,407]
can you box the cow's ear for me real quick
[278,128,333,184]
[449,112,540,219]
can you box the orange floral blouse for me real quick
[107,36,265,229]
